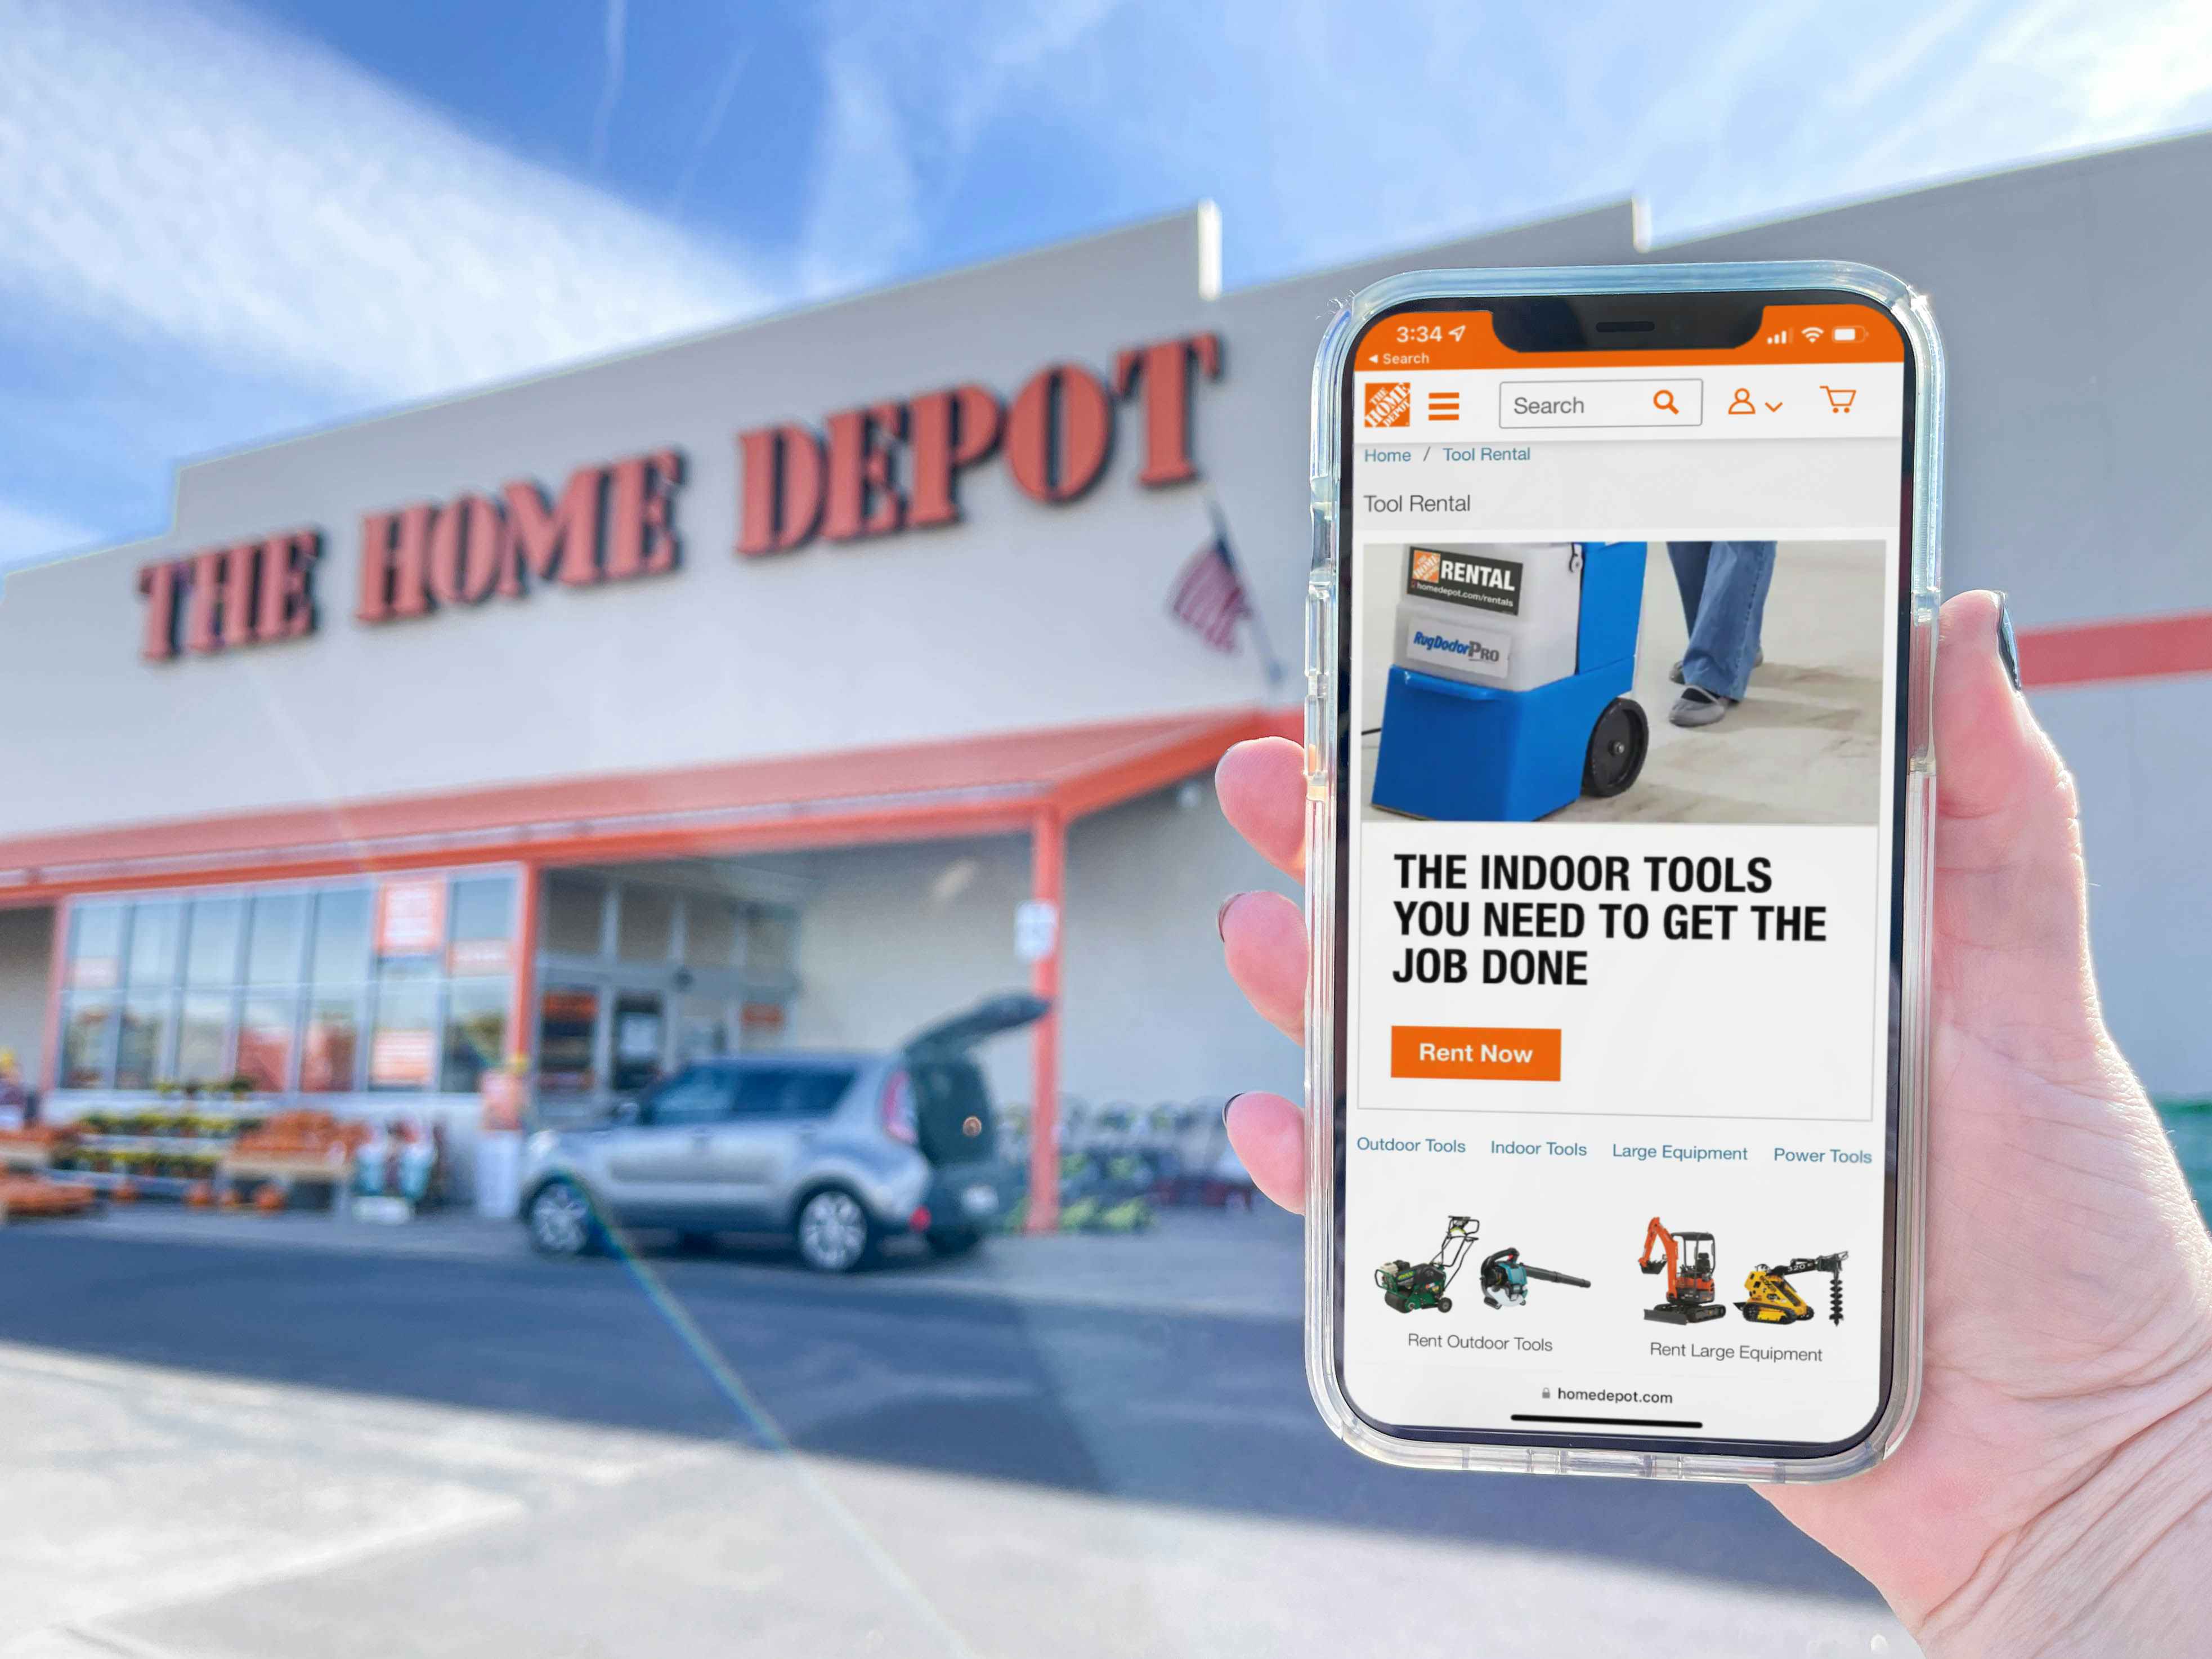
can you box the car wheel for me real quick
[925,1227,983,1258]
[527,1179,602,1258]
[795,1188,873,1273]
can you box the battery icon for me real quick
[1833,325,1860,342]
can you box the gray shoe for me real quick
[1670,648,1761,686]
[1669,686,1732,727]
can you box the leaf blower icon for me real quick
[1479,1247,1591,1308]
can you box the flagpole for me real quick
[1206,495,1288,695]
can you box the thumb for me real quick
[1932,590,2110,1083]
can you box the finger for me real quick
[1216,737,1306,880]
[1932,589,2107,1076]
[1220,890,1306,1041]
[1225,1091,1305,1213]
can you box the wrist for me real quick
[1919,1337,2212,1658]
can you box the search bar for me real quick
[1499,378,1705,428]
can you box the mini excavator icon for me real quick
[1637,1217,1727,1325]
[1737,1253,1848,1325]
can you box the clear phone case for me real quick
[1300,261,1942,1483]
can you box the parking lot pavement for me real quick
[38,1200,1308,1320]
[0,1217,1914,1657]
[0,1335,1914,1659]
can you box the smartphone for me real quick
[1302,263,1940,1482]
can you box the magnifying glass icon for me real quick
[1653,389,1680,415]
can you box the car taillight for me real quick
[880,1070,917,1145]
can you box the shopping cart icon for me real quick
[1819,385,1857,413]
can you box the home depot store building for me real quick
[4,131,2212,1211]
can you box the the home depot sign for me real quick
[133,333,1221,660]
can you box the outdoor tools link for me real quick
[1737,1253,1849,1325]
[1377,1215,1481,1312]
[1478,1247,1592,1309]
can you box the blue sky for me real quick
[4,0,2211,569]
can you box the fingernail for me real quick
[1216,893,1245,940]
[1993,591,2022,692]
[1224,1092,1249,1128]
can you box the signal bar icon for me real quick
[1765,328,1790,345]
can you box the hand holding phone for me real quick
[1216,593,2212,1649]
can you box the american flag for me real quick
[1167,530,1250,652]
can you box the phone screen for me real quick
[1335,295,1914,1454]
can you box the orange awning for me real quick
[0,706,1298,901]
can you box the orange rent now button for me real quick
[1392,1025,1562,1081]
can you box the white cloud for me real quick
[0,500,97,571]
[0,0,778,408]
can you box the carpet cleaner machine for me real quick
[1377,1215,1482,1313]
[1371,543,1649,821]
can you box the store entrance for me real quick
[531,864,801,1118]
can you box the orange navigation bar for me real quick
[1356,305,1904,372]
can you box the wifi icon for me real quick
[1801,325,1826,343]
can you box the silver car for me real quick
[519,994,1043,1271]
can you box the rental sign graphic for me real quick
[132,333,1222,661]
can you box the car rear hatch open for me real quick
[899,993,1047,1166]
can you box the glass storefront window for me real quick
[236,993,297,1092]
[300,990,363,1093]
[368,961,438,1092]
[448,876,516,977]
[185,897,243,986]
[127,900,183,987]
[545,875,606,956]
[68,903,126,992]
[53,873,519,1096]
[616,888,674,963]
[247,893,308,985]
[441,977,509,1093]
[115,992,170,1090]
[61,1000,115,1088]
[450,876,512,943]
[176,992,231,1086]
[310,888,371,983]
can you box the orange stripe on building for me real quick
[2018,610,2212,690]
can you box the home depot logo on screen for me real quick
[1364,382,1412,427]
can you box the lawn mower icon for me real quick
[1819,384,1857,413]
[1377,1215,1480,1312]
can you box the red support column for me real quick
[1026,810,1065,1234]
[509,862,543,1101]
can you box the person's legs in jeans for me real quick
[1667,539,1776,701]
